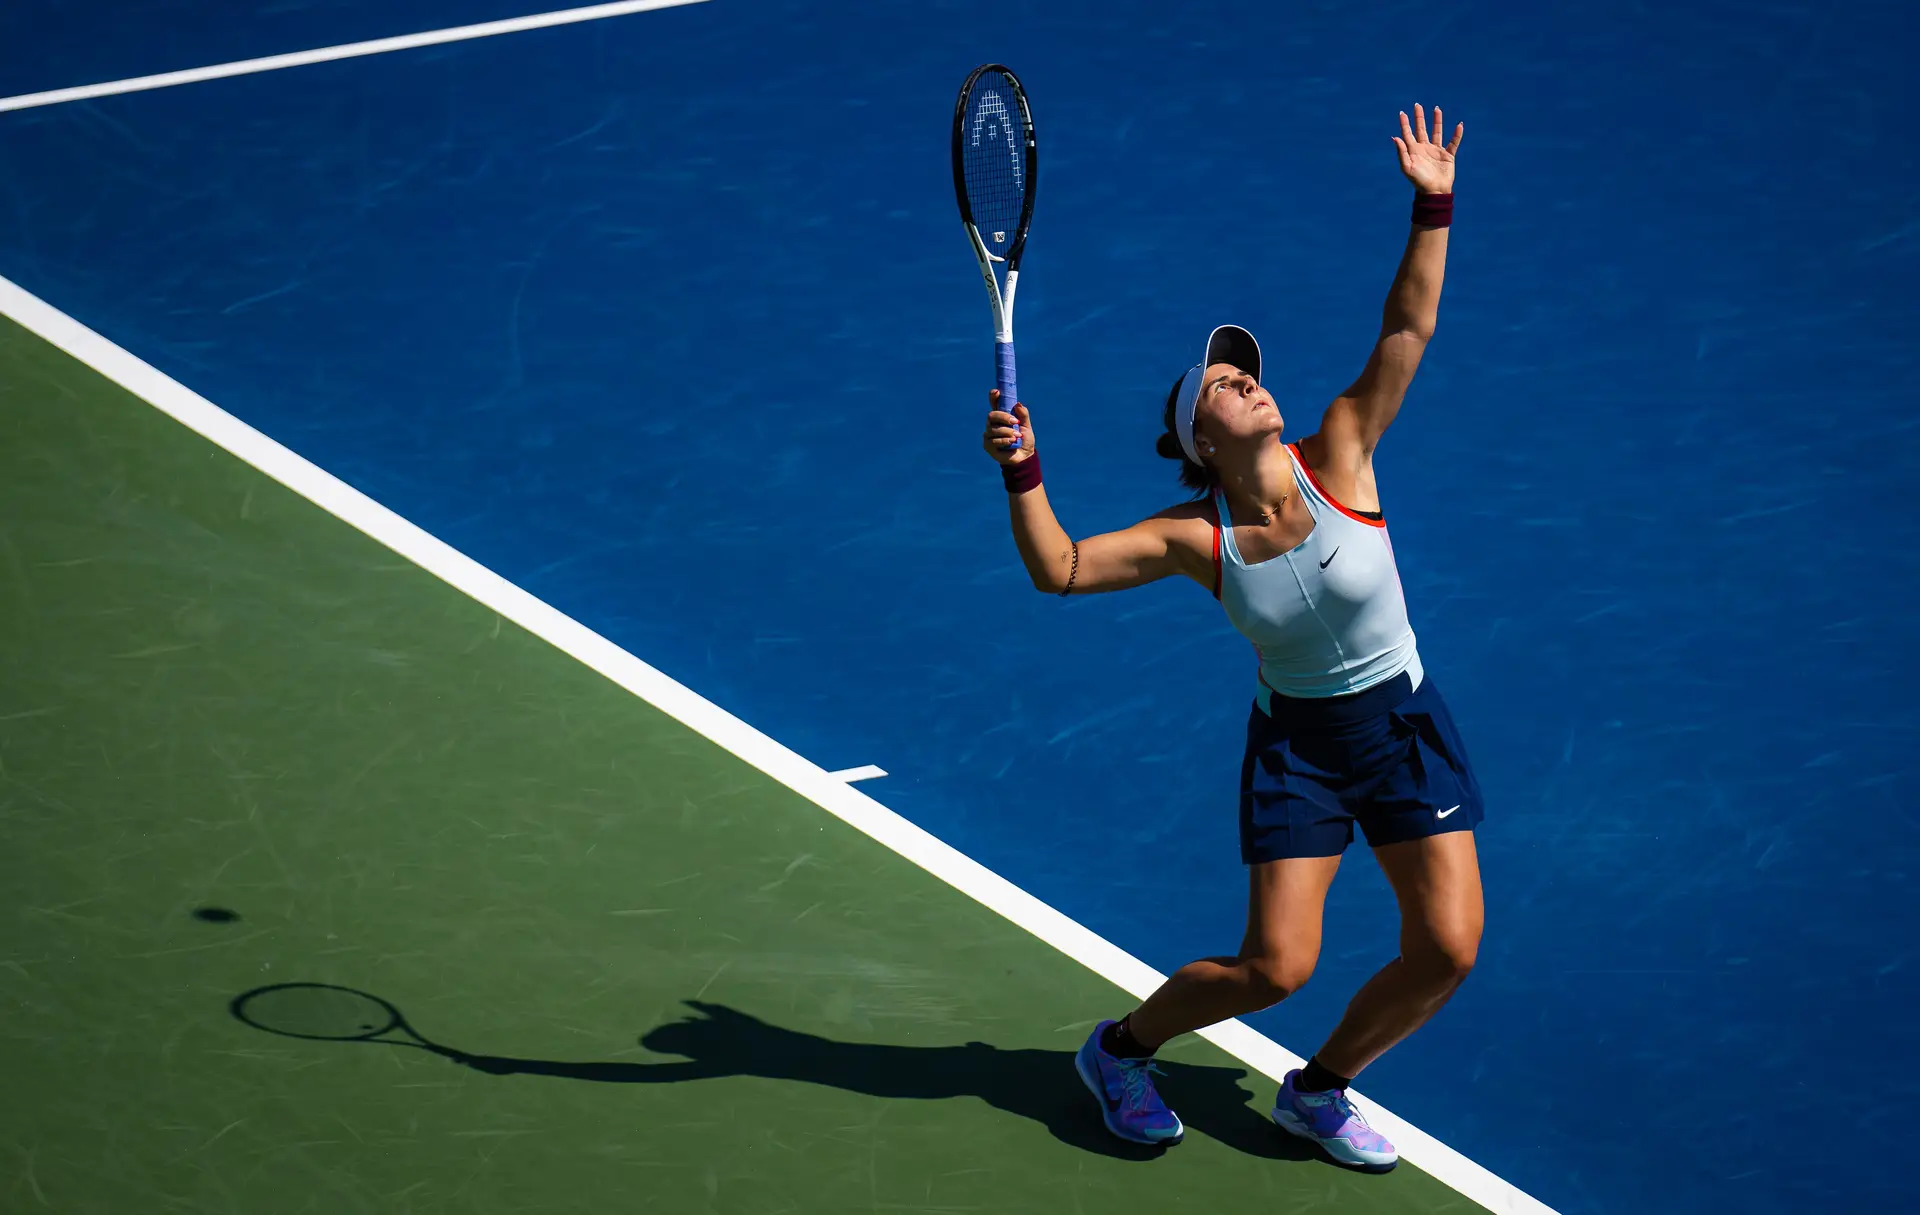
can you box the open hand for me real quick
[1394,103,1463,194]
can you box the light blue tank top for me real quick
[1212,444,1421,704]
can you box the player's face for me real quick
[1195,362,1283,446]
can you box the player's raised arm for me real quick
[1315,104,1463,479]
[983,391,1211,595]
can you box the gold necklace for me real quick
[1252,491,1289,525]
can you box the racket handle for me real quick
[996,339,1020,451]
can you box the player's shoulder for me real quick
[1294,431,1383,515]
[1141,497,1218,554]
[1150,497,1217,525]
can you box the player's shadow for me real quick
[233,990,1311,1162]
[610,1000,1314,1162]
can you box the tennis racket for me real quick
[951,64,1038,449]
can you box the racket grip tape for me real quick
[995,340,1020,451]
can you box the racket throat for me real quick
[968,225,1017,343]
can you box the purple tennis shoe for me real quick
[1074,1021,1185,1146]
[1273,1068,1398,1171]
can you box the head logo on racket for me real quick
[969,91,1023,190]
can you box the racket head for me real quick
[952,64,1037,270]
[232,983,406,1042]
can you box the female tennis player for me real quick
[982,105,1472,1171]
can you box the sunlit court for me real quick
[2,3,1915,1213]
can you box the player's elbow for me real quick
[1028,566,1068,595]
[1025,542,1080,594]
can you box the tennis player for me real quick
[982,105,1473,1171]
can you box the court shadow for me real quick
[608,1000,1315,1163]
[231,988,1311,1162]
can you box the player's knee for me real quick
[1408,928,1478,987]
[1242,952,1316,1007]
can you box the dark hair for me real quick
[1156,375,1213,495]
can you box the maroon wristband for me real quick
[1001,453,1042,494]
[1412,192,1454,228]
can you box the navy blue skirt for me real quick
[1239,669,1485,863]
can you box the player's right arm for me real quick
[985,391,1215,595]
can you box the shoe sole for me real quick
[1271,1106,1397,1173]
[1074,1049,1184,1147]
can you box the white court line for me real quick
[827,764,888,783]
[0,0,707,114]
[0,273,1557,1215]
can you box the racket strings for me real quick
[961,73,1027,257]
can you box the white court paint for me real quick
[0,0,707,114]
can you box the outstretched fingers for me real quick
[1402,104,1464,160]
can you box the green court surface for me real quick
[0,314,1471,1212]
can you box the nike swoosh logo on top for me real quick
[1437,805,1461,819]
[1319,548,1339,569]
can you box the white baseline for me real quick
[0,273,1557,1215]
[0,0,707,114]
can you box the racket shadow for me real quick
[228,986,1313,1163]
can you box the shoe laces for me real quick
[1115,1057,1164,1113]
[1308,1086,1368,1129]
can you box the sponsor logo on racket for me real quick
[969,92,1023,187]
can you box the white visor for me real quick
[1173,325,1263,467]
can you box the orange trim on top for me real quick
[1288,443,1386,528]
[1209,494,1224,599]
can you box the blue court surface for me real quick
[4,2,1918,1211]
